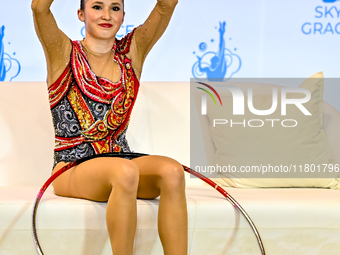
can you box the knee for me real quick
[159,160,185,189]
[111,160,139,193]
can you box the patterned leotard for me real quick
[48,29,139,169]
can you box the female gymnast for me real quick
[31,0,187,254]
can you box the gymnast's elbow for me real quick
[160,0,178,9]
[31,0,52,14]
[31,0,39,11]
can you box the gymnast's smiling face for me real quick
[78,0,125,40]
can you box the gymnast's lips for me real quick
[99,23,113,28]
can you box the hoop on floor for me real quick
[32,152,266,255]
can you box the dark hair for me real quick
[80,0,124,11]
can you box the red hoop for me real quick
[32,152,266,255]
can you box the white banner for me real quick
[0,0,339,82]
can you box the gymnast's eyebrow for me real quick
[92,1,122,5]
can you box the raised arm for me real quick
[129,0,178,77]
[31,0,72,86]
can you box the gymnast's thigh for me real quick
[51,157,138,202]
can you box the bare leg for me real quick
[52,155,188,255]
[133,155,188,255]
[52,158,140,255]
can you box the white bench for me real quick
[0,82,339,255]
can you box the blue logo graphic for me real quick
[322,0,340,3]
[0,26,21,81]
[192,22,241,81]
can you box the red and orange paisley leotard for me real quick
[48,29,139,169]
